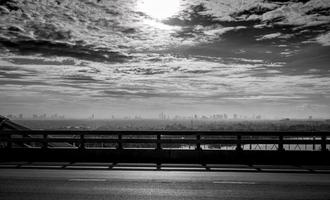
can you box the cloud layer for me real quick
[0,0,330,118]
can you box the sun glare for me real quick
[137,0,181,20]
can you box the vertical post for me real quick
[6,133,12,149]
[313,136,315,151]
[278,135,284,151]
[117,134,122,150]
[156,134,161,150]
[42,133,48,149]
[79,133,85,150]
[321,135,327,152]
[236,135,242,151]
[196,134,201,150]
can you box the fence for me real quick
[1,131,329,152]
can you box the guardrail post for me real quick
[42,133,48,149]
[156,134,161,150]
[117,134,122,150]
[236,135,242,151]
[196,134,201,150]
[6,134,12,149]
[79,134,85,150]
[321,135,327,152]
[278,135,285,151]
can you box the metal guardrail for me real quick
[0,131,329,152]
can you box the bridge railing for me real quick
[0,131,329,152]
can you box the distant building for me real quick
[6,114,15,119]
[159,112,166,120]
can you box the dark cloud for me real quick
[0,65,35,72]
[0,0,20,12]
[114,67,168,75]
[230,5,278,20]
[0,71,30,79]
[264,0,311,3]
[0,65,37,79]
[0,79,48,85]
[0,39,131,63]
[63,74,99,83]
[5,57,77,65]
[77,68,100,73]
[306,7,330,15]
[31,23,72,41]
[181,69,213,74]
[101,90,180,99]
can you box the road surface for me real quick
[1,168,330,200]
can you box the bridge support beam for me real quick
[195,135,201,151]
[278,135,285,151]
[156,134,161,150]
[42,133,48,149]
[79,134,85,150]
[236,135,243,151]
[117,134,122,150]
[321,135,328,152]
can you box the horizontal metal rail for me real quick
[0,130,329,136]
[0,131,329,152]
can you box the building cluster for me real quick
[5,113,65,120]
[32,113,65,120]
[6,114,24,119]
[161,113,262,121]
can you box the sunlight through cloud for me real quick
[137,0,181,20]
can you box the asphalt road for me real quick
[1,169,330,200]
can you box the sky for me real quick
[0,0,330,119]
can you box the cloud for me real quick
[63,74,98,82]
[315,31,330,46]
[4,57,80,65]
[0,40,131,63]
[0,0,330,117]
[0,54,284,101]
[259,0,330,27]
[0,0,329,60]
[256,32,295,41]
[0,0,180,60]
[307,68,322,73]
[257,32,282,40]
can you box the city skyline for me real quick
[3,112,320,121]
